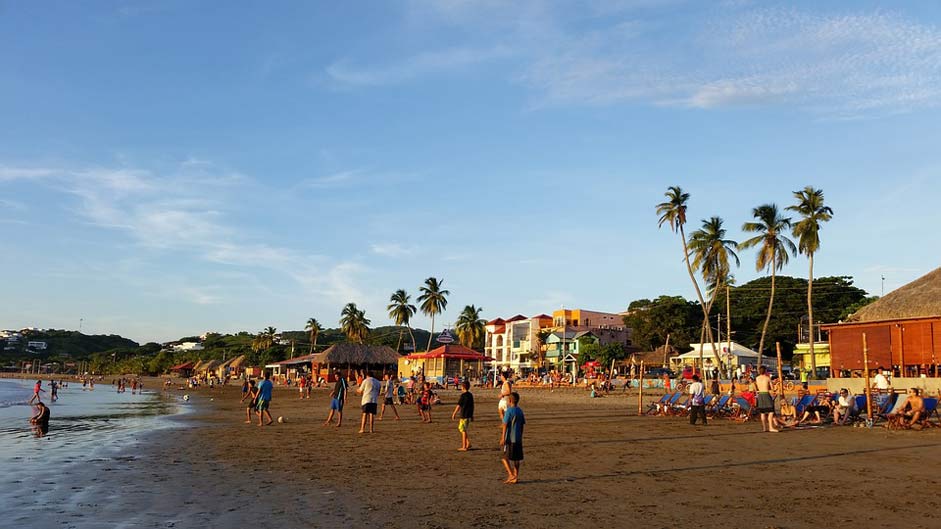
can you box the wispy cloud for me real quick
[326,46,512,86]
[299,170,358,188]
[370,243,413,257]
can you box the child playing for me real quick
[451,380,474,451]
[419,382,433,423]
[500,392,525,484]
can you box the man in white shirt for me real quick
[873,370,890,390]
[357,373,381,434]
[833,388,856,425]
[688,375,707,426]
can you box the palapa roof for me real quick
[169,361,195,370]
[197,360,221,372]
[406,344,494,361]
[313,343,400,365]
[848,267,941,323]
[217,355,246,370]
[272,353,319,366]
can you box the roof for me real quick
[531,313,552,319]
[405,343,495,361]
[486,318,505,325]
[313,343,400,365]
[677,342,759,359]
[848,267,941,323]
[170,361,195,370]
[273,353,319,366]
[505,314,528,322]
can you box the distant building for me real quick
[27,341,48,350]
[172,341,204,352]
[485,314,554,373]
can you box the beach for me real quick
[4,381,941,528]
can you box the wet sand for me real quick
[10,381,941,528]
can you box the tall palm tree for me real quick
[387,289,417,353]
[455,305,486,350]
[252,327,277,353]
[417,277,449,351]
[740,204,797,366]
[787,187,833,379]
[339,303,371,344]
[688,216,739,373]
[305,318,322,354]
[656,186,721,368]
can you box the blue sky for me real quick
[2,0,940,342]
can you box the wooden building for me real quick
[822,268,941,376]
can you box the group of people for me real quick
[237,370,528,484]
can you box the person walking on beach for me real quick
[378,374,400,421]
[357,372,381,434]
[256,374,274,427]
[28,380,45,404]
[755,366,778,433]
[688,375,707,426]
[30,401,51,437]
[241,380,259,424]
[500,392,525,484]
[451,380,474,451]
[324,371,348,427]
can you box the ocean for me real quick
[0,377,183,526]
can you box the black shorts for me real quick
[384,397,394,405]
[502,442,523,462]
[362,402,377,415]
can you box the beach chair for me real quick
[707,394,731,417]
[646,392,674,415]
[884,395,910,429]
[657,392,683,416]
[793,394,816,416]
[730,397,753,422]
[916,398,939,429]
[874,392,899,423]
[670,395,692,416]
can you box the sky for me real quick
[2,0,940,343]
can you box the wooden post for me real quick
[776,342,785,404]
[863,333,873,425]
[637,361,645,415]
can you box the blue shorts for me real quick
[330,398,344,411]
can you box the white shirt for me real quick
[688,381,705,405]
[360,377,380,406]
[838,395,854,409]
[874,373,889,390]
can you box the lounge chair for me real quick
[707,394,731,417]
[669,395,691,416]
[916,397,939,429]
[646,393,674,415]
[793,394,816,416]
[730,397,753,422]
[884,395,910,429]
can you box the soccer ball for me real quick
[278,416,286,424]
[183,394,190,401]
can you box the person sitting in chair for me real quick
[900,388,925,429]
[796,394,833,425]
[832,389,856,425]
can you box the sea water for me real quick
[0,378,183,524]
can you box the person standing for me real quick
[50,380,58,401]
[323,371,348,427]
[500,392,525,484]
[497,374,513,420]
[451,380,474,451]
[357,372,381,434]
[419,382,433,423]
[240,380,259,424]
[755,366,778,433]
[256,374,274,427]
[28,380,45,404]
[688,375,707,426]
[378,374,400,421]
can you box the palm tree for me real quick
[656,186,721,369]
[455,305,486,350]
[339,303,371,344]
[387,289,417,353]
[305,318,322,354]
[688,216,739,373]
[787,187,833,379]
[252,327,277,353]
[740,204,797,366]
[417,277,450,351]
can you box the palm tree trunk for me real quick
[757,247,776,368]
[309,331,314,354]
[396,328,403,354]
[408,325,417,353]
[679,225,722,372]
[426,314,435,351]
[698,319,706,373]
[807,254,816,379]
[703,284,724,373]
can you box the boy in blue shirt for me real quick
[500,392,525,484]
[256,373,274,426]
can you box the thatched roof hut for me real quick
[313,343,400,365]
[849,267,941,322]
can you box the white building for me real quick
[172,341,204,352]
[27,341,48,350]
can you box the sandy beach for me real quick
[130,384,941,527]
[7,380,941,528]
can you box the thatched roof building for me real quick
[849,267,941,322]
[313,343,400,365]
[823,267,941,375]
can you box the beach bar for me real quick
[313,343,400,381]
[401,344,494,384]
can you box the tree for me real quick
[577,342,600,368]
[740,204,797,366]
[305,318,323,354]
[387,289,417,353]
[623,296,701,352]
[597,342,627,371]
[340,303,371,344]
[417,277,449,351]
[787,186,833,379]
[688,216,739,374]
[656,187,722,373]
[455,304,486,350]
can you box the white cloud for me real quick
[326,46,511,86]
